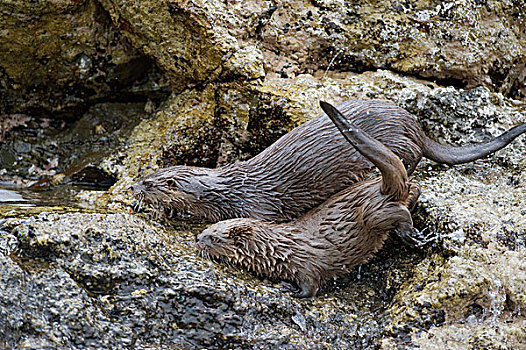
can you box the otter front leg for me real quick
[294,281,318,298]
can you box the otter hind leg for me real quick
[393,221,438,248]
[393,183,437,247]
[320,101,408,201]
[405,183,421,212]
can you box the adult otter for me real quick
[196,101,421,298]
[132,100,526,222]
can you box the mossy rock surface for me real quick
[0,0,525,348]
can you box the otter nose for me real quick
[130,182,143,194]
[196,234,211,246]
[195,235,206,250]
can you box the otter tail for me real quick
[422,123,526,165]
[320,101,408,200]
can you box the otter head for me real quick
[197,218,322,298]
[196,219,258,264]
[131,166,227,220]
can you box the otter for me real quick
[196,101,422,298]
[132,100,526,223]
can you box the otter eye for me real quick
[234,239,245,248]
[166,179,176,187]
[210,236,219,244]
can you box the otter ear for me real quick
[229,225,254,238]
[166,179,176,187]
[229,225,254,248]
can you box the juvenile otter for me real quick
[196,101,421,298]
[133,100,526,222]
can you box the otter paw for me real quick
[294,282,318,298]
[292,289,316,299]
[394,226,438,248]
[280,281,317,298]
[280,281,298,294]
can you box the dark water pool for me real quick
[0,183,94,210]
[0,187,34,207]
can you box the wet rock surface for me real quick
[0,213,424,349]
[0,0,170,116]
[0,0,525,348]
[1,103,146,186]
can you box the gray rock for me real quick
[1,213,400,349]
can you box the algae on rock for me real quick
[0,0,169,116]
[1,0,526,348]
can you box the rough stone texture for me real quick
[1,0,526,348]
[380,247,526,349]
[97,0,525,96]
[98,0,267,90]
[0,213,417,349]
[1,103,147,185]
[0,0,170,116]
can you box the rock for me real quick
[97,0,525,95]
[381,246,526,349]
[0,213,403,348]
[222,45,266,80]
[1,0,526,348]
[0,0,169,116]
[0,103,149,190]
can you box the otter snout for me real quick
[195,232,219,258]
[196,232,213,247]
[130,181,146,196]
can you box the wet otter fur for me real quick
[196,101,422,298]
[133,100,526,222]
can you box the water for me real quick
[0,187,33,207]
[0,183,89,210]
